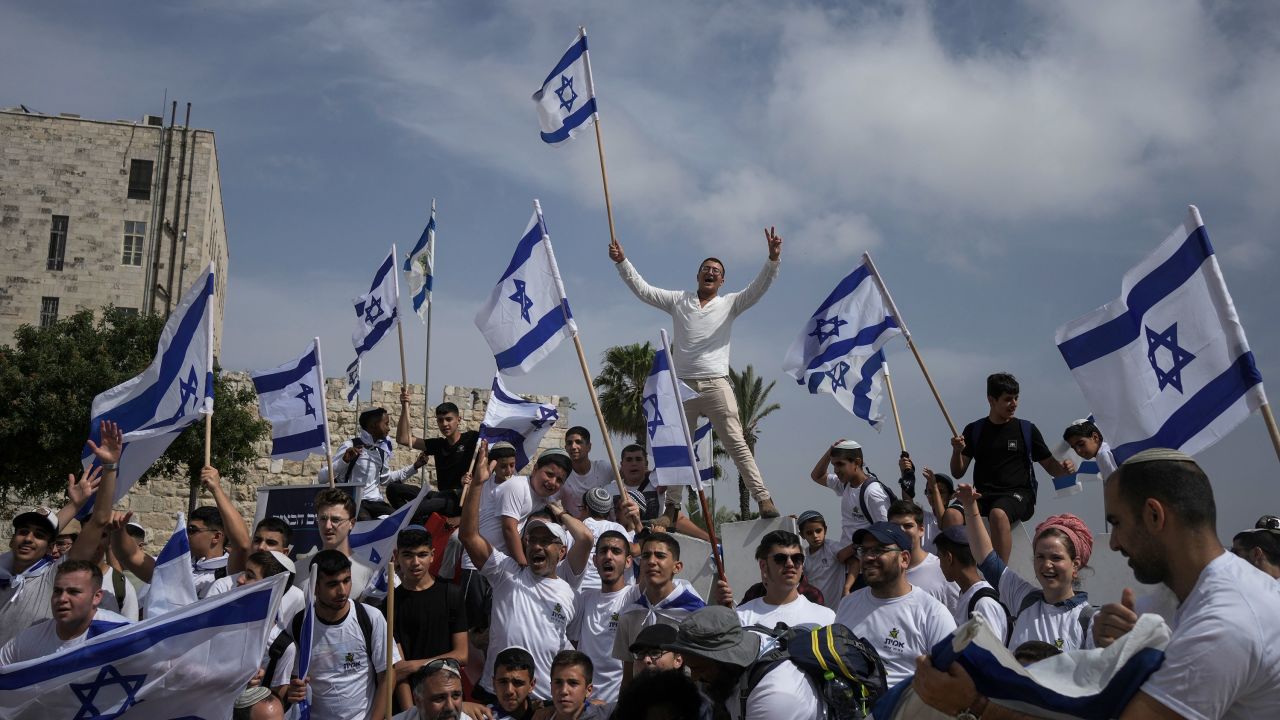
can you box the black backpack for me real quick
[742,624,888,720]
[289,601,376,681]
[966,586,1013,645]
[857,471,898,524]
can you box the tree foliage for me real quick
[0,308,268,505]
[727,364,781,519]
[593,342,656,444]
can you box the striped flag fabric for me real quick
[533,28,597,145]
[478,373,560,471]
[251,338,331,461]
[404,203,435,321]
[143,513,198,617]
[345,246,400,404]
[641,345,702,489]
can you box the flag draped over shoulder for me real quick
[533,28,597,145]
[0,574,287,719]
[474,204,576,375]
[144,514,198,618]
[80,265,215,514]
[782,255,903,429]
[1055,206,1266,464]
[404,205,435,321]
[642,348,701,489]
[348,483,430,599]
[251,338,330,461]
[478,374,560,471]
[345,246,400,404]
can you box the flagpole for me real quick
[1261,404,1280,463]
[579,25,619,250]
[315,337,336,488]
[203,413,212,466]
[459,439,485,507]
[660,330,726,582]
[421,199,436,483]
[862,252,958,437]
[384,551,396,720]
[535,199,627,498]
[882,362,907,454]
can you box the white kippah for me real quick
[1122,448,1196,465]
[833,440,862,451]
[270,551,296,574]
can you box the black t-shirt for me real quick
[422,430,479,494]
[962,418,1050,495]
[379,581,467,661]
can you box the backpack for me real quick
[963,419,1038,504]
[966,587,1013,645]
[742,624,888,720]
[857,472,898,524]
[290,600,376,682]
[263,630,294,690]
[1014,591,1096,647]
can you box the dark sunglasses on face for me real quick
[770,552,805,566]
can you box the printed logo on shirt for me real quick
[1054,638,1065,649]
[883,627,906,650]
[609,612,619,630]
[342,651,363,672]
[550,602,568,626]
[1007,440,1018,452]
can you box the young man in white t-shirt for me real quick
[576,487,637,591]
[286,549,399,720]
[0,560,131,664]
[611,532,707,686]
[567,530,633,702]
[291,489,378,599]
[797,510,847,610]
[888,499,961,614]
[557,426,616,520]
[914,448,1280,720]
[834,522,957,687]
[809,439,893,595]
[932,525,1010,640]
[717,529,836,629]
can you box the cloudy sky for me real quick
[5,0,1278,539]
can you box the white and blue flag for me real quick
[479,374,560,471]
[144,513,198,618]
[692,419,715,485]
[1055,206,1266,464]
[0,574,287,719]
[80,265,215,514]
[642,346,702,489]
[1049,428,1104,498]
[348,482,430,599]
[346,246,400,404]
[474,202,577,375]
[404,202,435,321]
[533,28,597,145]
[251,338,331,461]
[782,254,904,429]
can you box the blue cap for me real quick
[852,521,911,551]
[936,525,970,546]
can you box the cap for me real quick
[852,521,912,551]
[796,510,825,527]
[833,440,862,451]
[584,487,613,515]
[936,525,970,546]
[12,507,58,537]
[663,606,761,668]
[629,622,679,653]
[522,517,568,545]
[269,551,296,574]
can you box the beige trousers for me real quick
[664,376,771,512]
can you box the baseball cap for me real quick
[629,622,679,653]
[58,519,83,538]
[852,521,912,551]
[12,507,57,537]
[522,517,568,545]
[936,525,970,546]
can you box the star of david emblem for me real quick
[530,406,557,430]
[809,316,848,344]
[1145,322,1195,393]
[369,548,381,564]
[70,664,146,719]
[643,394,663,439]
[177,366,200,414]
[508,279,534,323]
[296,383,316,417]
[363,297,384,325]
[826,361,851,392]
[555,75,578,112]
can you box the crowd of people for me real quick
[3,238,1279,720]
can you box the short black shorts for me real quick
[977,491,1035,523]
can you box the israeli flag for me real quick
[533,28,597,145]
[80,265,215,514]
[251,338,331,461]
[345,246,400,404]
[1049,433,1102,498]
[0,574,287,719]
[782,254,904,429]
[348,482,430,599]
[1055,206,1266,464]
[479,374,560,471]
[642,347,702,488]
[143,514,198,617]
[404,202,436,321]
[474,202,577,376]
[692,419,715,485]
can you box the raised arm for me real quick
[729,227,782,314]
[55,465,102,534]
[395,388,426,449]
[110,511,155,581]
[459,442,493,569]
[68,421,123,563]
[957,484,994,563]
[809,444,835,486]
[552,502,594,577]
[612,240,682,311]
[201,466,252,573]
[922,468,947,521]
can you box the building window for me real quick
[39,297,59,328]
[122,221,146,266]
[127,159,153,200]
[46,215,68,271]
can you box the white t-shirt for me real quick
[804,541,846,610]
[462,478,512,572]
[0,554,59,648]
[556,460,614,518]
[1141,552,1280,720]
[567,585,631,703]
[305,600,399,720]
[207,573,304,627]
[906,554,960,614]
[736,594,835,629]
[577,518,631,591]
[204,571,239,597]
[611,581,707,661]
[99,566,140,621]
[953,580,1010,641]
[479,548,576,699]
[1095,442,1118,480]
[293,550,377,601]
[0,609,131,664]
[730,646,826,720]
[835,586,957,686]
[978,551,1092,651]
[825,474,891,545]
[263,624,297,689]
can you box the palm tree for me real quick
[728,364,781,518]
[593,342,656,444]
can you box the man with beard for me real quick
[913,448,1280,720]
[393,658,477,720]
[567,531,633,702]
[461,449,594,704]
[834,522,955,687]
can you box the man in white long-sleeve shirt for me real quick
[609,228,783,518]
[320,407,426,518]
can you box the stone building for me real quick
[0,106,229,358]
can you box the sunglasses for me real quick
[770,552,806,566]
[424,657,461,673]
[634,648,671,662]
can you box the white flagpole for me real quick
[314,337,336,488]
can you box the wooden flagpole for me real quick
[882,362,907,454]
[579,25,619,250]
[203,413,212,466]
[1262,404,1280,463]
[421,199,436,483]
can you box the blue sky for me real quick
[4,0,1279,538]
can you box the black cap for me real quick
[629,622,679,654]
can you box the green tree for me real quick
[0,308,269,508]
[728,364,781,519]
[593,342,656,444]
